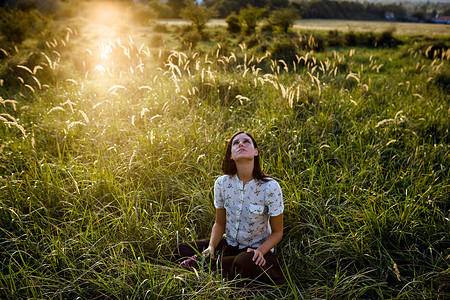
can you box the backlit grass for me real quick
[0,8,449,299]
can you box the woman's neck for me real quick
[236,160,254,185]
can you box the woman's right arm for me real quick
[202,208,226,259]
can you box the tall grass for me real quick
[0,13,449,299]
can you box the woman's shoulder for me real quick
[215,174,233,185]
[258,177,281,189]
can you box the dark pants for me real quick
[173,239,285,285]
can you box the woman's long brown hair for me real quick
[221,131,270,183]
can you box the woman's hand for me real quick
[247,248,266,266]
[202,245,215,259]
[204,208,226,261]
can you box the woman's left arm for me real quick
[247,214,283,266]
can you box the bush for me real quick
[130,3,155,26]
[238,5,266,35]
[0,49,59,89]
[245,35,262,49]
[375,29,401,48]
[35,0,62,14]
[226,12,240,34]
[0,8,29,44]
[344,31,358,47]
[149,34,165,48]
[340,31,380,48]
[148,0,172,19]
[260,22,274,34]
[424,42,449,60]
[55,1,80,19]
[326,30,344,47]
[180,1,216,35]
[358,31,377,47]
[180,30,202,50]
[267,8,299,33]
[435,71,450,93]
[153,23,169,33]
[0,8,49,45]
[211,41,231,57]
[270,37,298,62]
[297,33,326,52]
[2,0,35,11]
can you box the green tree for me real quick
[203,0,271,18]
[168,0,186,18]
[226,11,240,34]
[412,9,426,21]
[383,3,406,20]
[267,8,299,33]
[148,0,172,19]
[0,0,35,10]
[180,0,216,34]
[239,5,266,35]
[204,0,241,18]
[0,8,48,44]
[268,0,289,10]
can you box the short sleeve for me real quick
[214,176,225,208]
[266,180,284,216]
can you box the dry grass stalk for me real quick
[235,95,250,105]
[140,108,150,117]
[257,52,269,64]
[375,119,394,128]
[17,65,34,74]
[68,121,86,129]
[47,106,65,114]
[4,121,27,138]
[251,66,261,76]
[24,84,36,93]
[393,262,401,281]
[279,60,288,72]
[204,54,213,65]
[32,76,42,90]
[129,150,136,170]
[79,110,89,123]
[62,100,76,113]
[346,72,360,84]
[42,52,56,70]
[242,68,249,78]
[0,98,18,111]
[0,113,15,122]
[0,48,9,57]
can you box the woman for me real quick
[174,131,285,285]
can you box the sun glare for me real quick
[86,1,126,27]
[95,42,113,72]
[82,1,131,77]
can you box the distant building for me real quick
[385,11,395,20]
[435,16,450,24]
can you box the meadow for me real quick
[292,19,450,36]
[179,18,450,36]
[0,6,449,299]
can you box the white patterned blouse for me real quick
[214,174,284,251]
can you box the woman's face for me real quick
[230,133,258,161]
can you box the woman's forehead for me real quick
[232,133,251,142]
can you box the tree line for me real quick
[157,0,448,21]
[1,0,449,22]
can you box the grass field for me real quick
[0,4,449,299]
[292,19,450,36]
[158,19,450,36]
